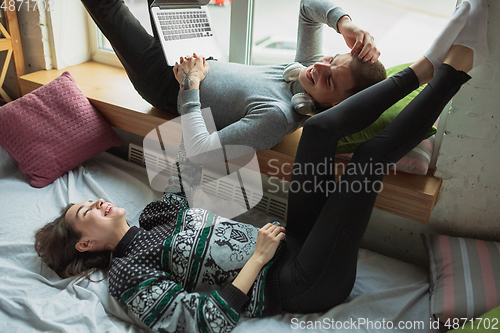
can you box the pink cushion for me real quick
[0,71,121,188]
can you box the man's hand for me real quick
[173,53,210,91]
[337,16,380,63]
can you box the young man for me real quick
[82,0,385,154]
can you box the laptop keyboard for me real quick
[158,10,213,41]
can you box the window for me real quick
[250,0,457,67]
[251,0,300,65]
[90,0,459,67]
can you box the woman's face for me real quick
[298,53,355,108]
[65,199,128,252]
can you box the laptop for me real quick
[150,0,222,65]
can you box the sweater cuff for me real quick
[218,284,249,313]
[177,89,201,115]
[327,7,348,33]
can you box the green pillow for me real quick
[449,305,500,332]
[336,63,437,154]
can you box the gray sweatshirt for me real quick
[176,0,348,157]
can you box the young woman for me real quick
[35,0,488,332]
[81,0,386,155]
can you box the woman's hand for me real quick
[337,16,380,63]
[231,223,285,295]
[173,53,210,91]
[252,223,286,266]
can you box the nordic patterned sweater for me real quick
[108,190,281,333]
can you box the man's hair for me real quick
[345,53,386,98]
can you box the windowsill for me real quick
[19,61,442,223]
[20,61,176,136]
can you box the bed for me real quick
[0,143,437,332]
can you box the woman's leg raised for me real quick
[81,0,179,112]
[284,1,472,241]
[279,34,477,313]
[278,65,421,313]
[284,67,420,242]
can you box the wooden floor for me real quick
[19,61,442,223]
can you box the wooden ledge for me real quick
[257,131,442,223]
[19,61,442,223]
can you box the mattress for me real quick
[0,146,433,332]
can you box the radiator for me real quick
[128,143,288,220]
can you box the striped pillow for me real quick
[422,234,500,323]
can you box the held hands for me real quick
[173,53,210,91]
[337,16,380,63]
[252,223,286,266]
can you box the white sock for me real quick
[454,0,489,68]
[424,1,471,74]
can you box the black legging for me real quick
[81,0,179,112]
[279,64,470,313]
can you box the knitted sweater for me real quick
[109,191,280,333]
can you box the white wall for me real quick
[17,8,47,73]
[433,0,500,237]
[15,0,90,77]
[362,0,500,267]
[2,3,47,100]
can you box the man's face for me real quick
[298,53,355,108]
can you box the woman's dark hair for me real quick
[345,53,387,98]
[34,204,112,279]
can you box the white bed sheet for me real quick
[0,146,433,332]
